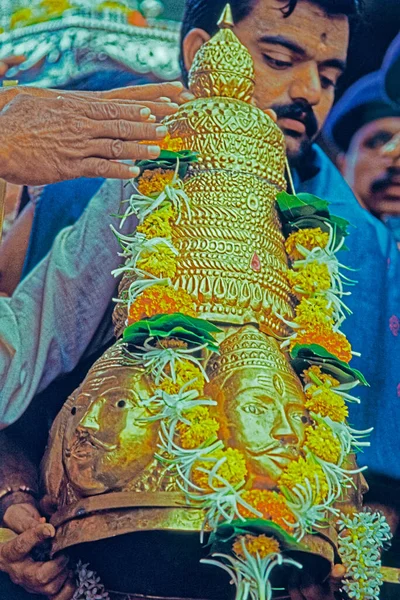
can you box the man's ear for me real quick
[182,28,211,73]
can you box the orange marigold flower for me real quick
[176,406,220,450]
[139,134,184,152]
[290,325,352,363]
[239,489,296,532]
[233,534,280,559]
[137,168,175,197]
[191,448,247,489]
[128,286,196,324]
[159,360,205,395]
[285,228,330,262]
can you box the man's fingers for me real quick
[88,139,162,161]
[1,524,54,562]
[2,55,25,66]
[91,119,167,142]
[35,554,70,585]
[3,503,43,534]
[49,575,76,600]
[102,82,194,104]
[39,570,70,597]
[79,158,141,180]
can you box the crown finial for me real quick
[217,4,234,29]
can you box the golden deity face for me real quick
[222,369,307,482]
[63,355,156,497]
[206,327,309,487]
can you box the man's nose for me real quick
[78,399,104,433]
[271,405,299,445]
[289,63,322,107]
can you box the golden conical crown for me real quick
[188,3,255,101]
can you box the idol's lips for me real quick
[69,436,118,457]
[247,446,298,460]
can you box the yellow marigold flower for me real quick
[137,204,176,239]
[302,365,340,387]
[294,296,334,329]
[287,262,331,296]
[128,286,196,324]
[136,244,177,278]
[176,406,220,450]
[139,134,184,152]
[137,168,175,197]
[279,457,329,504]
[239,489,296,532]
[305,424,342,464]
[96,1,130,12]
[285,228,330,262]
[233,535,280,559]
[192,448,247,489]
[159,360,205,395]
[290,325,352,363]
[40,0,71,15]
[305,385,348,422]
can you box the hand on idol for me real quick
[0,55,25,77]
[0,81,194,186]
[288,563,346,600]
[1,502,75,599]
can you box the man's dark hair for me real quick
[180,0,362,83]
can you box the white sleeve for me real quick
[0,178,137,429]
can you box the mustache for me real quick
[271,100,319,139]
[371,167,400,194]
[66,429,117,455]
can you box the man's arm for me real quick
[0,178,136,428]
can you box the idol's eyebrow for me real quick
[320,58,347,73]
[258,35,306,56]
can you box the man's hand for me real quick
[0,91,179,185]
[289,564,346,600]
[0,55,25,78]
[2,502,75,599]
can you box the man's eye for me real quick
[242,403,266,415]
[320,76,336,90]
[262,54,292,70]
[365,132,394,150]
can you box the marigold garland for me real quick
[176,406,220,450]
[159,360,206,396]
[287,262,331,297]
[305,424,342,464]
[137,168,175,197]
[294,296,334,329]
[279,457,329,505]
[233,535,280,559]
[302,365,339,387]
[285,227,330,262]
[305,386,348,423]
[289,325,353,363]
[239,490,296,532]
[136,244,177,278]
[137,204,176,239]
[192,448,247,489]
[128,286,196,324]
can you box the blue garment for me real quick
[293,146,400,480]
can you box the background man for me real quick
[323,71,400,243]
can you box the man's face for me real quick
[64,369,155,496]
[341,117,400,217]
[223,369,309,486]
[185,0,349,163]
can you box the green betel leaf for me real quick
[282,215,350,248]
[207,519,304,554]
[123,312,221,352]
[290,343,369,386]
[135,150,199,177]
[276,191,330,221]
